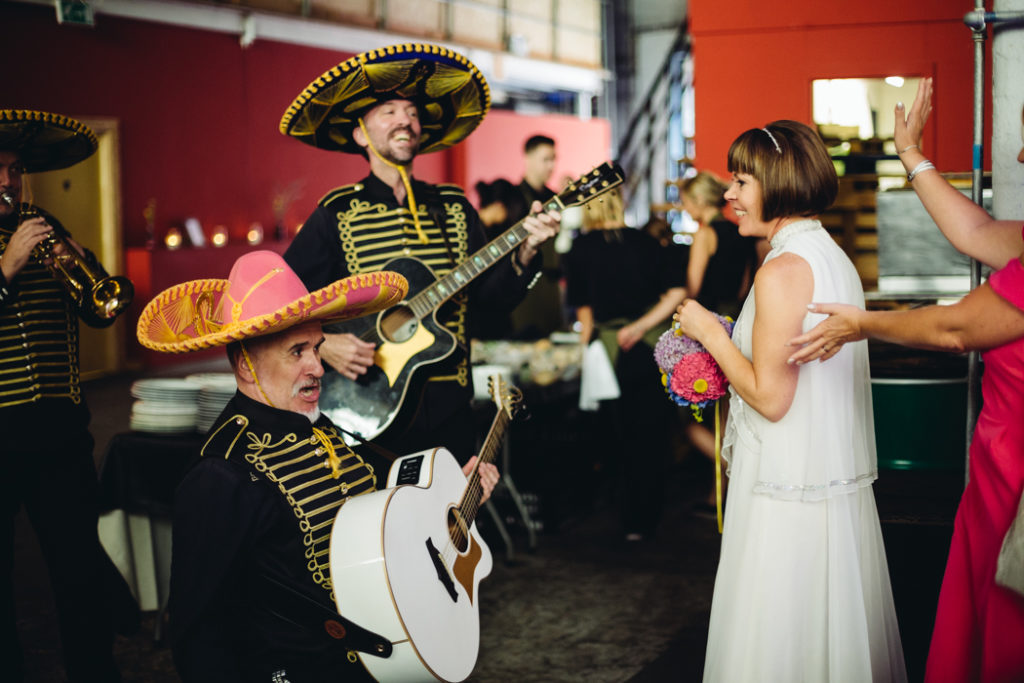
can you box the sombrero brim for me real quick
[137,270,408,354]
[279,43,490,155]
[0,110,98,173]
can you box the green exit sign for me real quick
[55,0,95,27]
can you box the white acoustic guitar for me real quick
[329,375,522,682]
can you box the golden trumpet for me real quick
[1,192,134,328]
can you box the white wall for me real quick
[993,0,1024,221]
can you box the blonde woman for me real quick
[680,171,759,320]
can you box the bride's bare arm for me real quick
[676,253,811,422]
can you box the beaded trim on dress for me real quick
[768,219,824,251]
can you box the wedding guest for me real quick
[788,78,1024,682]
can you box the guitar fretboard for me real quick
[405,194,567,320]
[458,405,512,530]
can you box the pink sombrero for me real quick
[137,250,407,353]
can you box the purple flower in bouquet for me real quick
[653,328,703,373]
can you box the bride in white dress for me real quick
[674,121,906,682]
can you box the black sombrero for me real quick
[280,43,490,155]
[0,110,98,173]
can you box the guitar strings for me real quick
[441,402,512,564]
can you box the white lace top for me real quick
[722,219,877,501]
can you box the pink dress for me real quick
[925,250,1024,683]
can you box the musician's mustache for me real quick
[293,376,321,396]
[390,126,417,140]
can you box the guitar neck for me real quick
[402,160,622,321]
[459,407,511,525]
[404,195,567,319]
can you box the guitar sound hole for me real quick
[379,305,418,343]
[447,508,470,553]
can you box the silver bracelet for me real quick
[898,144,919,155]
[907,159,936,182]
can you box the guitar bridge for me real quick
[425,537,458,603]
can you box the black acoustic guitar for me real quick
[318,161,624,440]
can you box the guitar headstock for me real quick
[546,161,625,212]
[488,374,523,419]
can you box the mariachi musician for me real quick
[280,44,560,462]
[0,110,135,683]
[135,251,497,681]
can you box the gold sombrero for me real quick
[0,110,98,173]
[279,43,490,155]
[137,250,407,354]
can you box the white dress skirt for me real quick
[702,220,906,683]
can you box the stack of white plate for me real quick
[187,372,237,433]
[129,378,202,433]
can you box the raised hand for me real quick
[895,77,933,157]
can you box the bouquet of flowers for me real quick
[653,314,734,422]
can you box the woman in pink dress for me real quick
[788,78,1024,682]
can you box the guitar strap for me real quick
[258,573,393,659]
[334,423,401,463]
[421,186,457,267]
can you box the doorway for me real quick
[26,118,127,379]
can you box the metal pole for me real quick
[959,5,1024,487]
[962,2,986,487]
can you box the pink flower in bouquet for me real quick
[669,351,728,403]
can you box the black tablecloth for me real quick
[98,431,203,516]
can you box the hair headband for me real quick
[762,127,782,154]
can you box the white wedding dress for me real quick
[702,220,906,682]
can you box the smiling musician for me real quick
[280,44,560,462]
[136,251,498,682]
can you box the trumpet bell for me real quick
[84,275,135,329]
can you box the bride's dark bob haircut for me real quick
[727,120,838,223]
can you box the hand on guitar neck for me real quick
[320,332,376,380]
[515,200,561,267]
[463,455,499,504]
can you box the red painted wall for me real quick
[8,2,608,245]
[457,110,612,202]
[687,0,989,176]
[7,2,450,246]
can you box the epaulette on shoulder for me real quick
[435,183,467,198]
[319,183,363,207]
[200,413,250,462]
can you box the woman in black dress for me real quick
[565,190,686,540]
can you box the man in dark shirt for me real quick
[136,251,497,682]
[518,134,557,207]
[510,134,565,338]
[280,44,560,461]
